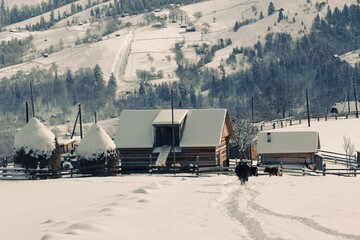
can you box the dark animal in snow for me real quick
[264,166,282,176]
[235,162,250,185]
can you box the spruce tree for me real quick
[107,73,117,99]
[268,2,275,16]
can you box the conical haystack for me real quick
[77,123,118,175]
[14,118,61,169]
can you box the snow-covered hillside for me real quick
[2,0,358,93]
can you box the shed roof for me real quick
[257,131,320,154]
[114,109,232,148]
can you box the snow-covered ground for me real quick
[1,174,360,240]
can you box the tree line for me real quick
[0,0,77,28]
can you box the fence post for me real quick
[149,155,153,175]
[325,115,327,121]
[196,155,199,177]
[355,168,357,177]
[281,121,283,128]
[2,157,7,177]
[290,119,292,126]
[323,163,326,176]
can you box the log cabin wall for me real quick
[263,152,314,164]
[119,148,156,169]
[216,137,230,167]
[175,147,217,167]
[119,147,218,168]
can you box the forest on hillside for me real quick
[0,0,203,31]
[1,4,360,121]
[1,3,360,156]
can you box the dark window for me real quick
[155,126,179,147]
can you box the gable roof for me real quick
[115,110,159,148]
[257,131,320,154]
[180,109,228,147]
[114,109,232,148]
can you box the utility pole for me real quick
[171,89,176,169]
[79,104,83,138]
[306,89,310,127]
[354,84,358,118]
[347,92,350,114]
[251,96,254,122]
[25,101,29,123]
[30,82,35,117]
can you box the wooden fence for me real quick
[257,113,359,132]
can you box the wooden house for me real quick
[58,138,76,154]
[257,131,320,165]
[114,109,234,170]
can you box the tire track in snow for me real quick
[247,188,360,240]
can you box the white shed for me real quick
[257,131,320,164]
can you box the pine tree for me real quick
[139,82,146,95]
[268,2,275,16]
[278,9,284,22]
[190,86,197,108]
[259,11,264,19]
[107,73,117,99]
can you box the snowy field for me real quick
[1,174,360,240]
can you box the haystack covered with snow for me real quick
[14,117,60,169]
[77,123,118,175]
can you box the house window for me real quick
[155,126,179,147]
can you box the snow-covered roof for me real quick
[57,138,76,145]
[331,101,360,114]
[180,109,228,147]
[77,123,116,159]
[257,131,320,154]
[14,117,55,156]
[115,110,160,148]
[114,109,231,148]
[153,109,188,125]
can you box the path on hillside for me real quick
[111,29,135,83]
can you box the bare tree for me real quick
[343,135,354,159]
[231,117,258,159]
